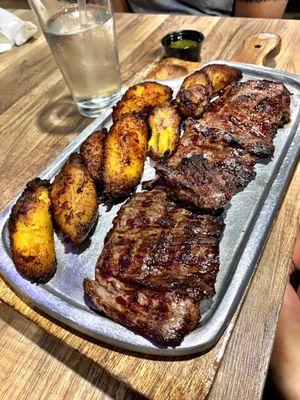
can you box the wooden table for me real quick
[0,10,299,400]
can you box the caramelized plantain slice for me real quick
[112,81,173,122]
[103,115,148,201]
[181,69,212,90]
[148,104,181,161]
[9,178,56,283]
[176,70,213,118]
[51,153,98,244]
[80,129,106,187]
[202,63,242,94]
[176,64,242,118]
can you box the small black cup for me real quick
[161,30,205,62]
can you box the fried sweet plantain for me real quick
[202,63,242,94]
[176,64,242,118]
[51,153,98,244]
[181,69,212,90]
[112,81,173,122]
[103,115,148,201]
[176,70,213,118]
[80,129,106,187]
[9,178,56,283]
[148,104,181,160]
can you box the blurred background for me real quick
[0,0,299,18]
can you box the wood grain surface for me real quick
[0,10,300,400]
[231,32,282,66]
[146,32,282,80]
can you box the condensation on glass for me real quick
[28,0,121,117]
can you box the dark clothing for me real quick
[128,0,234,16]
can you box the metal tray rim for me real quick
[0,61,299,356]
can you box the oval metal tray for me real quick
[0,61,300,356]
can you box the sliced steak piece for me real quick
[83,188,224,345]
[156,120,256,210]
[157,79,290,210]
[202,80,291,158]
[95,189,224,300]
[84,272,200,347]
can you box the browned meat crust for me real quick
[158,79,291,210]
[84,272,200,347]
[94,189,224,300]
[83,72,291,346]
[84,189,224,345]
[202,80,291,158]
[156,120,256,210]
[80,129,106,187]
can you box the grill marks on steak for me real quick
[157,80,291,210]
[157,121,257,210]
[202,80,290,158]
[83,76,291,347]
[84,189,225,346]
[84,272,200,347]
[98,190,224,299]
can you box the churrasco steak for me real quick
[84,189,224,346]
[202,80,290,158]
[157,80,291,210]
[84,272,200,347]
[84,75,291,347]
[156,120,257,210]
[95,189,224,299]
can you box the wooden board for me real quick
[146,32,281,80]
[0,11,300,400]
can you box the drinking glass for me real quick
[28,0,121,117]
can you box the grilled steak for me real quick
[83,74,291,347]
[84,189,224,345]
[97,189,224,299]
[84,272,200,346]
[202,80,290,158]
[157,80,291,210]
[156,120,257,210]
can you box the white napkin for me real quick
[0,8,37,53]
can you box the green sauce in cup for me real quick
[161,30,205,62]
[169,39,199,49]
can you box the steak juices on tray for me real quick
[8,64,291,347]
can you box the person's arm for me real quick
[234,0,288,19]
[270,232,300,400]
